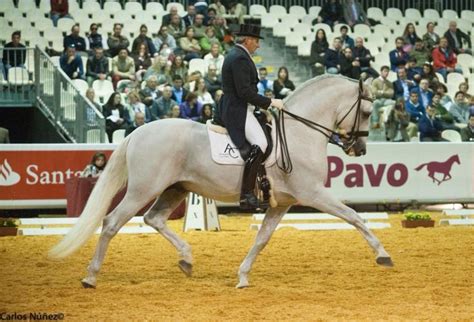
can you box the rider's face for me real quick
[245,37,260,54]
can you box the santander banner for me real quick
[0,143,473,208]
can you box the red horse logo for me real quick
[414,155,460,185]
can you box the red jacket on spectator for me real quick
[51,0,69,16]
[432,47,457,70]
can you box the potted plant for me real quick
[401,212,435,228]
[0,218,18,236]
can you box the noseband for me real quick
[272,82,373,174]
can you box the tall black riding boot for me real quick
[240,145,264,211]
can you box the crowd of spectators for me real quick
[4,0,471,143]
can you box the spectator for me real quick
[168,104,181,118]
[264,88,274,98]
[385,98,411,142]
[111,48,135,89]
[353,37,378,79]
[103,92,130,142]
[418,105,446,141]
[139,76,161,107]
[200,27,223,55]
[389,37,409,71]
[342,0,369,28]
[209,1,226,17]
[212,16,228,43]
[449,91,470,124]
[131,43,153,82]
[192,14,207,40]
[199,103,213,124]
[125,112,146,136]
[310,28,329,77]
[214,88,224,104]
[144,56,171,83]
[431,92,458,131]
[339,25,354,49]
[315,0,344,27]
[131,24,157,57]
[192,0,209,16]
[171,74,188,104]
[325,37,343,74]
[405,89,425,123]
[153,25,177,53]
[86,47,109,86]
[186,70,202,92]
[432,37,462,82]
[257,67,273,96]
[107,23,130,58]
[405,57,422,82]
[168,14,186,40]
[151,85,177,119]
[273,66,295,99]
[458,82,472,100]
[50,0,73,27]
[126,91,152,123]
[182,5,196,28]
[409,38,430,68]
[371,65,394,128]
[163,6,179,26]
[436,83,453,108]
[416,78,433,108]
[204,64,222,97]
[81,152,107,177]
[402,23,419,52]
[393,67,416,100]
[63,24,86,53]
[444,21,472,55]
[422,22,440,52]
[2,31,26,79]
[60,45,84,80]
[0,127,10,143]
[180,27,202,61]
[203,43,224,74]
[339,47,360,79]
[86,23,105,53]
[179,92,203,121]
[85,88,102,126]
[460,114,474,141]
[420,63,440,92]
[195,78,215,106]
[169,55,188,82]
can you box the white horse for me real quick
[49,75,393,289]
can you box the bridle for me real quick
[272,81,374,174]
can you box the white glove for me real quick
[271,99,285,110]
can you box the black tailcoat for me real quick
[219,45,271,148]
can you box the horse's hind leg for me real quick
[302,189,393,267]
[143,187,192,276]
[237,206,289,289]
[81,191,153,288]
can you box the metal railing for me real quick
[34,46,106,143]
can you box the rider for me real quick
[218,24,284,210]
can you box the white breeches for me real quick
[245,106,268,153]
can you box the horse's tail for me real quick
[414,163,428,171]
[48,136,131,259]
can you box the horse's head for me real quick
[335,78,373,157]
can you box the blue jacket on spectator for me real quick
[415,87,433,109]
[389,49,409,71]
[179,101,203,121]
[63,35,86,52]
[406,66,422,81]
[324,48,342,69]
[341,35,354,49]
[60,53,84,79]
[418,114,443,141]
[405,98,425,123]
[393,79,416,100]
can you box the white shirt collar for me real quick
[236,44,252,58]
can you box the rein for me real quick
[272,84,373,174]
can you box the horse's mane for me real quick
[284,74,360,106]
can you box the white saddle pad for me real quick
[206,121,277,166]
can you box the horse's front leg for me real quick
[300,188,393,267]
[236,206,290,289]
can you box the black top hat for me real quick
[235,24,264,39]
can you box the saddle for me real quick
[208,108,275,208]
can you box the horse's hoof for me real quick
[178,260,193,277]
[376,256,394,267]
[236,281,249,289]
[81,278,96,289]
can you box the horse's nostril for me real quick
[361,149,366,155]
